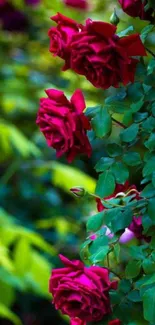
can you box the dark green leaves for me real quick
[95,171,115,198]
[143,288,155,323]
[125,261,141,279]
[91,107,112,138]
[147,198,155,224]
[87,212,104,232]
[123,152,142,166]
[95,157,114,172]
[111,162,129,184]
[120,124,139,143]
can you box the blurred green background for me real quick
[0,0,155,324]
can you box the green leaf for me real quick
[0,303,22,325]
[123,152,142,166]
[141,184,155,198]
[112,208,133,233]
[133,112,148,123]
[14,238,31,276]
[125,261,141,279]
[111,162,129,184]
[120,124,139,143]
[87,212,104,232]
[143,157,155,177]
[144,133,155,151]
[148,198,155,224]
[113,243,120,262]
[89,246,109,263]
[127,290,141,302]
[127,82,143,102]
[95,157,114,172]
[142,117,155,131]
[106,143,123,157]
[91,107,112,138]
[141,25,154,43]
[142,259,155,274]
[119,279,132,293]
[143,287,155,323]
[95,171,115,198]
[117,26,134,37]
[151,102,155,117]
[130,98,144,112]
[147,59,155,75]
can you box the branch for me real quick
[145,47,155,59]
[111,117,126,129]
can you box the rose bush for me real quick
[36,88,91,162]
[49,255,117,324]
[36,0,155,323]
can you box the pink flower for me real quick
[49,255,117,323]
[118,0,153,20]
[63,0,88,10]
[36,89,92,163]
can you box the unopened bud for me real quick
[70,187,85,198]
[110,10,120,26]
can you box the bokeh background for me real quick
[0,0,155,324]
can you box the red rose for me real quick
[96,182,150,241]
[48,13,81,69]
[118,0,153,20]
[69,19,146,89]
[49,255,117,323]
[64,0,88,10]
[108,320,122,325]
[36,88,92,163]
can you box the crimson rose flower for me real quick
[49,255,117,324]
[69,19,146,89]
[48,13,81,69]
[36,88,92,163]
[118,0,153,20]
[63,0,88,10]
[96,182,150,241]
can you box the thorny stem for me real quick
[111,117,126,129]
[145,47,155,58]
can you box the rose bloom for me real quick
[63,0,88,10]
[49,255,117,324]
[0,1,28,31]
[96,182,150,241]
[48,13,81,69]
[118,0,153,20]
[69,19,146,89]
[36,88,92,163]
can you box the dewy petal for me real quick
[119,34,147,57]
[71,89,86,113]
